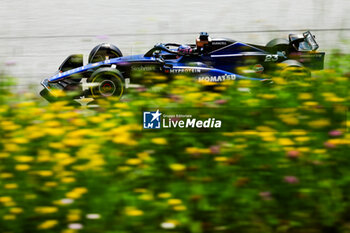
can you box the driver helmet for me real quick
[178,44,192,55]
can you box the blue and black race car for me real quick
[40,31,325,101]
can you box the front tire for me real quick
[88,68,124,99]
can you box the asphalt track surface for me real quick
[0,0,349,89]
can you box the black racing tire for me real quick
[266,38,290,53]
[279,60,311,81]
[88,43,123,63]
[88,68,124,99]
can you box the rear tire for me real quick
[266,38,290,53]
[279,60,311,81]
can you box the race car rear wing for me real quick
[289,31,319,51]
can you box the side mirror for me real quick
[59,54,83,72]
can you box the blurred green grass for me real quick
[0,53,349,233]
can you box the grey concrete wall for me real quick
[0,0,349,87]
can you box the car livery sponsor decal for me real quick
[212,41,227,45]
[197,74,236,82]
[167,68,201,73]
[254,64,264,73]
[131,65,158,71]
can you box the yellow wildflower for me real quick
[326,97,345,102]
[57,111,79,119]
[0,173,13,178]
[4,183,18,189]
[36,170,53,177]
[138,194,154,201]
[15,164,30,171]
[125,207,144,216]
[71,118,87,126]
[89,116,105,123]
[16,101,36,108]
[14,155,34,163]
[65,187,88,199]
[298,93,313,100]
[35,206,58,214]
[314,149,326,154]
[119,111,134,117]
[10,207,23,214]
[308,119,330,128]
[114,103,129,109]
[214,157,228,162]
[295,137,310,142]
[169,164,186,171]
[12,137,29,144]
[67,214,80,222]
[2,123,20,131]
[37,220,58,229]
[3,215,16,220]
[4,202,16,207]
[168,199,182,205]
[0,196,13,203]
[28,131,45,139]
[44,120,61,127]
[298,147,310,152]
[59,157,76,166]
[278,138,295,146]
[4,143,20,152]
[0,153,10,158]
[49,142,65,149]
[303,101,318,106]
[260,94,277,99]
[45,182,58,187]
[151,137,167,145]
[54,152,70,159]
[113,136,138,146]
[185,147,202,154]
[173,205,187,211]
[126,158,142,165]
[46,128,65,136]
[262,136,276,142]
[158,193,172,198]
[282,117,299,125]
[63,138,84,147]
[41,113,56,120]
[137,152,151,160]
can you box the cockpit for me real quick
[144,32,235,59]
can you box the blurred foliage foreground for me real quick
[0,54,349,233]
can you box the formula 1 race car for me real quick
[40,31,325,101]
